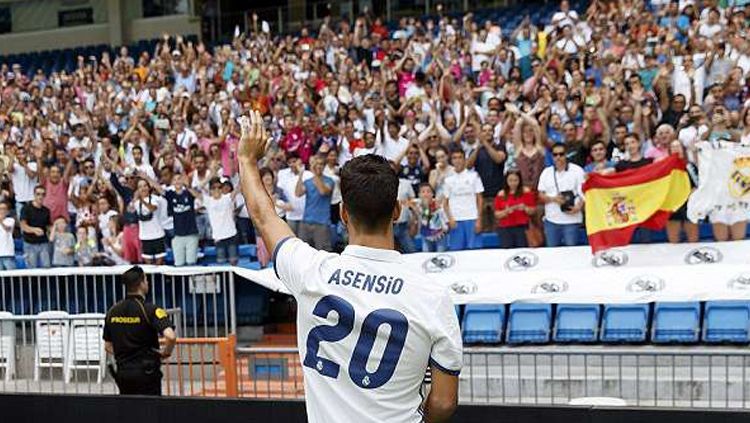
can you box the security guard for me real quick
[103,266,177,395]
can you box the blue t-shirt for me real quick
[165,189,199,236]
[303,176,334,225]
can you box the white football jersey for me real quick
[274,238,463,423]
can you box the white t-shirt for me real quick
[12,161,38,203]
[176,128,198,151]
[537,164,585,225]
[204,194,237,241]
[443,169,484,221]
[275,239,462,423]
[0,217,14,257]
[98,210,119,239]
[135,195,166,240]
[396,179,415,223]
[277,168,313,221]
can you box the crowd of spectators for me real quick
[0,0,749,269]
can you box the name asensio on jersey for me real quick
[326,269,404,295]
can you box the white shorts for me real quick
[709,207,748,226]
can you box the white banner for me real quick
[688,142,750,222]
[4,241,749,305]
[234,241,750,305]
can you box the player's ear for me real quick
[392,201,401,223]
[340,203,349,227]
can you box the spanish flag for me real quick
[583,155,691,253]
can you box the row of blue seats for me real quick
[460,301,750,344]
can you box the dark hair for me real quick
[340,154,398,233]
[259,167,274,180]
[551,142,566,153]
[132,145,143,155]
[122,265,145,292]
[503,169,525,198]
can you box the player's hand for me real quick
[474,219,481,234]
[448,217,456,229]
[238,110,269,162]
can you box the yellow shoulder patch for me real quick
[155,308,168,319]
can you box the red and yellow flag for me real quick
[583,155,690,253]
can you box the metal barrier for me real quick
[235,347,303,399]
[228,346,750,409]
[462,346,750,408]
[163,336,238,398]
[0,266,237,338]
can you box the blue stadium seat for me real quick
[652,302,701,343]
[703,301,750,343]
[601,304,650,343]
[507,303,552,344]
[461,304,505,344]
[238,244,257,258]
[553,304,600,343]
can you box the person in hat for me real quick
[104,265,176,395]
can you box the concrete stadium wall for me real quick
[0,24,110,55]
[0,0,199,56]
[0,393,749,423]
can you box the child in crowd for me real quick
[0,201,16,270]
[75,225,97,266]
[410,183,449,252]
[50,217,75,267]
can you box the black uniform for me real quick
[103,294,173,395]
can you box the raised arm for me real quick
[238,112,295,254]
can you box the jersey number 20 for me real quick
[303,295,409,389]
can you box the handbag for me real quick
[525,220,545,248]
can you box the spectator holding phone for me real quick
[494,169,536,248]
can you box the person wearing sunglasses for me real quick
[20,186,52,268]
[537,143,585,247]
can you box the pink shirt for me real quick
[645,145,669,160]
[43,179,69,223]
[199,135,239,177]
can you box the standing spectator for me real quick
[393,162,416,253]
[412,183,449,252]
[162,174,200,267]
[396,143,430,195]
[0,201,15,270]
[277,153,310,235]
[584,140,615,174]
[468,122,507,232]
[189,151,214,243]
[444,149,484,250]
[75,226,97,266]
[41,163,73,224]
[21,186,51,268]
[615,134,653,172]
[50,217,74,267]
[295,156,334,251]
[667,140,699,243]
[133,178,167,265]
[538,143,585,247]
[256,168,292,267]
[428,146,454,198]
[100,216,129,265]
[10,145,38,217]
[494,170,537,249]
[203,178,239,265]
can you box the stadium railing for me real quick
[0,266,238,338]
[227,346,750,409]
